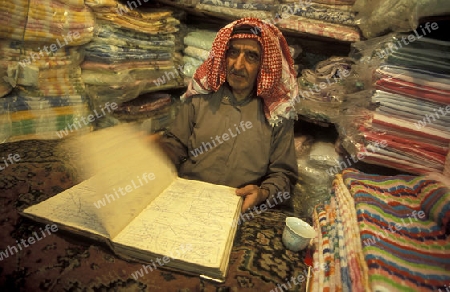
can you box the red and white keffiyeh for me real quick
[181,17,299,126]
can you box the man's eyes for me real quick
[246,52,259,61]
[227,49,240,57]
[227,49,260,62]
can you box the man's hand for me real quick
[235,185,269,212]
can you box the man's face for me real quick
[226,39,261,98]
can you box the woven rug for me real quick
[0,139,308,291]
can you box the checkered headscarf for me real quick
[181,17,298,127]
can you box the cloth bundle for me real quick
[338,34,450,175]
[80,2,184,110]
[110,92,178,134]
[0,38,91,142]
[0,0,95,45]
[353,0,450,38]
[296,56,355,123]
[275,0,360,42]
[310,168,450,291]
[182,29,217,81]
[196,0,274,20]
[293,138,342,217]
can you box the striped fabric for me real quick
[309,173,371,292]
[0,0,95,44]
[310,168,450,291]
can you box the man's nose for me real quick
[234,53,245,69]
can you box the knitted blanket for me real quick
[311,168,450,291]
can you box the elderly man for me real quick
[159,18,299,211]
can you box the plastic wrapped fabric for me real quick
[352,0,450,39]
[183,30,217,51]
[81,8,184,111]
[295,56,361,123]
[292,139,342,217]
[0,0,95,45]
[278,3,357,26]
[275,13,361,42]
[0,93,92,142]
[195,3,273,19]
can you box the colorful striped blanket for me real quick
[310,168,450,291]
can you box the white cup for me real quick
[282,217,316,252]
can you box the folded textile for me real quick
[196,3,272,19]
[276,14,360,42]
[81,3,182,111]
[310,173,371,292]
[183,30,217,51]
[278,3,357,26]
[112,92,173,121]
[200,0,274,11]
[184,46,211,61]
[342,168,450,291]
[311,169,450,291]
[0,95,91,142]
[375,77,450,106]
[375,65,450,91]
[0,0,96,44]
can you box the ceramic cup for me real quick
[282,217,316,252]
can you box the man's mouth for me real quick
[231,71,246,78]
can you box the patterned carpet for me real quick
[0,139,309,292]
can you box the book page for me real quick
[112,177,242,272]
[22,179,110,240]
[24,124,177,239]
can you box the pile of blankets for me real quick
[182,29,217,83]
[196,0,273,22]
[309,168,450,291]
[111,91,178,133]
[0,0,95,45]
[275,0,361,42]
[296,56,356,123]
[161,0,361,42]
[82,0,184,111]
[342,34,450,175]
[0,0,94,142]
[353,0,450,39]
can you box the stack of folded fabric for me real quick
[310,168,450,291]
[295,56,356,123]
[0,43,91,142]
[182,29,217,83]
[196,0,274,20]
[341,34,450,175]
[0,0,94,142]
[0,40,21,98]
[276,0,361,42]
[110,91,179,133]
[82,0,184,110]
[0,0,95,45]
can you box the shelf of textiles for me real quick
[334,31,450,177]
[154,0,362,44]
[0,0,186,142]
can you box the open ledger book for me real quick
[21,125,243,282]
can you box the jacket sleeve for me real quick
[159,99,195,167]
[259,118,299,201]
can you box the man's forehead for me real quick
[229,39,261,52]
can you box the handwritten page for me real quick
[22,178,110,240]
[52,124,177,238]
[112,177,242,270]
